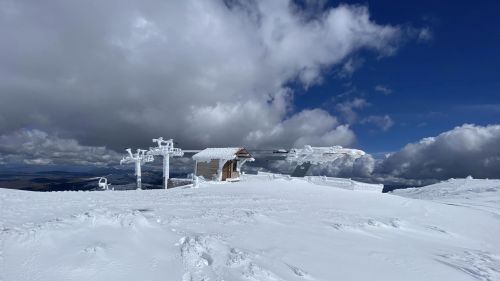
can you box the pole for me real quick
[135,160,142,189]
[163,155,169,189]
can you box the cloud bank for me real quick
[256,124,500,183]
[0,129,120,166]
[376,124,500,180]
[0,0,404,150]
[2,124,500,185]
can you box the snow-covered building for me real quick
[192,148,254,181]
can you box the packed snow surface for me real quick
[192,148,243,161]
[1,175,500,281]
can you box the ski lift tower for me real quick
[149,137,184,189]
[120,148,154,189]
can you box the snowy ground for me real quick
[1,175,499,281]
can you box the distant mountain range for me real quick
[0,167,189,192]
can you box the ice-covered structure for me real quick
[192,148,254,181]
[120,149,154,189]
[98,177,110,190]
[286,145,366,177]
[148,137,184,189]
[286,145,365,164]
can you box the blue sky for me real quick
[294,0,500,153]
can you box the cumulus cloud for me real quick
[244,108,356,148]
[308,154,375,178]
[361,115,394,131]
[0,0,408,152]
[0,129,121,166]
[335,98,369,124]
[376,124,500,180]
[248,149,375,179]
[264,124,500,183]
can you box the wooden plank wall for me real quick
[230,160,240,179]
[196,159,241,181]
[196,159,219,180]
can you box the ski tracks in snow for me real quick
[436,250,500,281]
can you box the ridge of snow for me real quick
[392,178,500,200]
[392,177,500,219]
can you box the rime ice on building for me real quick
[286,145,366,177]
[192,148,254,181]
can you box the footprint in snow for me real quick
[286,263,315,280]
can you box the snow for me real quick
[392,178,500,217]
[305,176,384,192]
[192,148,243,162]
[391,178,500,200]
[254,172,383,192]
[1,175,500,281]
[286,145,366,164]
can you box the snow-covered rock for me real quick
[1,176,499,281]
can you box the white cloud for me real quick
[308,154,375,177]
[336,98,369,124]
[338,57,365,78]
[244,108,356,148]
[0,129,121,166]
[376,124,500,180]
[265,124,500,183]
[257,152,375,178]
[361,115,394,131]
[374,85,393,95]
[418,27,433,42]
[0,0,408,151]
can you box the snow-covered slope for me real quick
[1,176,499,281]
[392,177,500,217]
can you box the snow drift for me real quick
[1,175,499,281]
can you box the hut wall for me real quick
[196,159,219,180]
[230,160,240,179]
[222,160,240,181]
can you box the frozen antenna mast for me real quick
[149,137,184,189]
[120,148,154,189]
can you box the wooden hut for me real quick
[192,148,254,181]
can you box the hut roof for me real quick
[192,147,251,161]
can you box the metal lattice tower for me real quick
[120,148,154,189]
[149,137,184,189]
